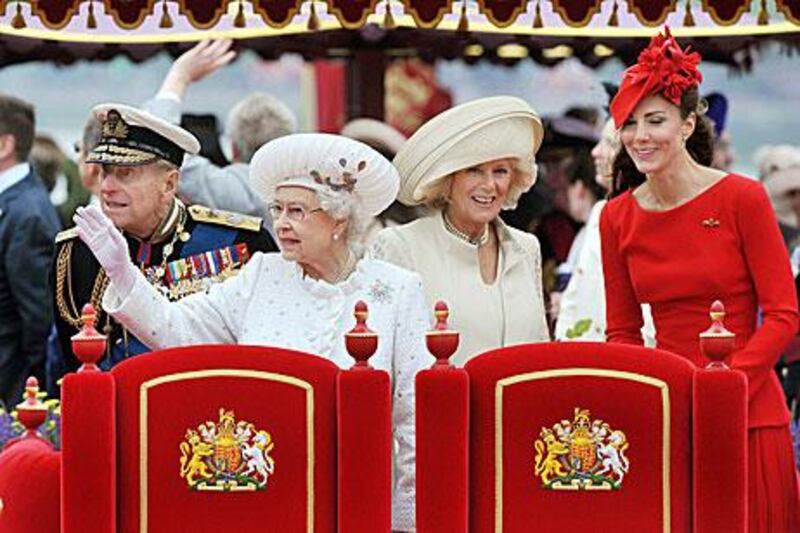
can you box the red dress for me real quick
[600,174,800,532]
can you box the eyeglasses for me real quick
[268,203,324,222]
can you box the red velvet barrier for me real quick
[693,368,748,532]
[337,367,392,532]
[0,439,60,532]
[61,370,116,533]
[415,367,469,533]
[465,342,697,533]
[106,345,340,533]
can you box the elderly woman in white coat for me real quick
[372,96,550,365]
[73,133,432,532]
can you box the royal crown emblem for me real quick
[179,408,275,491]
[534,408,630,490]
[101,109,129,140]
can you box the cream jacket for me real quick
[372,213,550,366]
[102,252,432,531]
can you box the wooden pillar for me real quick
[346,49,387,121]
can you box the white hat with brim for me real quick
[249,133,400,217]
[87,103,200,167]
[394,96,544,207]
[340,118,407,157]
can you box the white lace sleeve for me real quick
[391,272,434,531]
[102,253,266,349]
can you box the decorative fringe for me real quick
[11,2,26,29]
[159,0,173,29]
[683,0,695,27]
[307,0,319,31]
[533,0,543,28]
[87,1,97,29]
[758,0,769,25]
[608,0,619,27]
[382,0,396,29]
[234,0,246,28]
[457,1,468,32]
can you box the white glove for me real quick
[74,205,138,297]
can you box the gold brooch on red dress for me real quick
[701,218,720,228]
[534,407,630,490]
[179,408,275,491]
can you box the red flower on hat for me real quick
[610,27,702,128]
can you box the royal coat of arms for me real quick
[533,408,630,490]
[179,408,275,491]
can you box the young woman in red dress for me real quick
[600,28,800,532]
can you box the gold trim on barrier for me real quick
[31,1,81,30]
[139,369,315,533]
[494,368,671,533]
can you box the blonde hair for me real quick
[420,157,536,211]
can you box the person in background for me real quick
[602,29,799,531]
[31,134,91,227]
[145,39,297,222]
[339,117,424,245]
[373,96,550,365]
[0,94,61,406]
[52,104,276,387]
[756,144,800,250]
[554,118,655,345]
[73,133,431,532]
[73,113,104,206]
[704,92,735,172]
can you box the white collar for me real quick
[0,162,30,196]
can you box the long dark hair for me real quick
[609,87,715,198]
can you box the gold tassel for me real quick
[11,2,26,29]
[234,0,246,28]
[533,0,543,28]
[457,1,468,32]
[683,0,695,27]
[159,0,173,29]
[757,0,769,25]
[307,0,319,31]
[608,0,619,27]
[87,1,97,29]
[382,0,396,29]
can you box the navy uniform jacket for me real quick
[0,172,61,405]
[51,200,276,384]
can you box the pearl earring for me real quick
[333,233,339,241]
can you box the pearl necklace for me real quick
[443,213,490,247]
[331,251,357,284]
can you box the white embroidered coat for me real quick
[102,252,433,531]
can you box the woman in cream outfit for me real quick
[74,132,432,532]
[372,96,550,365]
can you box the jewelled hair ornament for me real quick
[308,157,368,194]
[609,26,703,128]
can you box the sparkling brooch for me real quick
[368,279,394,304]
[701,218,720,228]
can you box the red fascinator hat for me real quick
[609,27,703,128]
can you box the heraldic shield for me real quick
[415,341,748,533]
[57,343,393,533]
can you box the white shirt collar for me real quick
[0,162,30,196]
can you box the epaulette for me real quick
[55,227,79,244]
[188,205,262,232]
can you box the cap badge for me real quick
[102,110,129,140]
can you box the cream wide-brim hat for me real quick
[249,133,400,217]
[340,118,407,157]
[394,96,544,207]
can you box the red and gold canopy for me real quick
[0,0,798,67]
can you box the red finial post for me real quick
[70,303,107,372]
[426,301,460,367]
[699,300,736,369]
[6,377,50,449]
[345,300,379,368]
